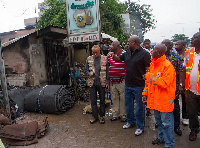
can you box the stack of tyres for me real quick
[24,85,75,114]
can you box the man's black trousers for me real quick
[90,84,105,119]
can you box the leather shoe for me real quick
[189,130,199,141]
[110,117,120,121]
[155,123,158,128]
[152,138,165,145]
[121,118,127,122]
[174,126,182,136]
[146,110,152,117]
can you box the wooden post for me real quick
[0,41,11,119]
[70,45,77,100]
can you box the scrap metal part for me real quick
[0,116,49,146]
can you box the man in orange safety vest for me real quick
[142,44,176,148]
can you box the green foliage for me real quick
[36,0,156,43]
[99,0,127,42]
[125,1,156,34]
[171,34,190,45]
[36,0,67,29]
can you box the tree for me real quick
[36,0,156,42]
[99,0,127,42]
[36,0,67,29]
[37,0,127,42]
[171,34,190,46]
[124,1,156,35]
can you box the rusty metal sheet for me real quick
[0,121,38,141]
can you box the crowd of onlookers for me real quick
[85,32,200,148]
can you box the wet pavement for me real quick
[10,101,200,148]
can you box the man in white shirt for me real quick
[184,32,200,141]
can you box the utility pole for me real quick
[0,40,11,120]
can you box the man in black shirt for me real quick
[108,35,151,136]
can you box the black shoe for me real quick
[189,130,199,141]
[155,123,158,128]
[121,118,127,122]
[110,117,120,121]
[152,138,165,145]
[90,118,99,124]
[100,118,105,124]
[174,126,182,136]
[146,110,152,117]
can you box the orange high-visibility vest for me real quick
[184,47,200,94]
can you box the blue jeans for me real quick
[154,110,175,148]
[124,85,145,129]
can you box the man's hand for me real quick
[107,52,114,58]
[142,95,147,103]
[143,67,149,80]
[142,74,146,80]
[90,72,95,77]
[106,84,110,90]
[178,83,185,93]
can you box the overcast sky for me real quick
[0,0,200,43]
[0,0,44,33]
[120,0,200,43]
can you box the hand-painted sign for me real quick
[66,0,100,43]
[69,34,99,43]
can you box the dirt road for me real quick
[10,101,200,148]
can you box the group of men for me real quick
[85,32,200,148]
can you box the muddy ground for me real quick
[9,101,200,148]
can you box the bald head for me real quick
[152,44,167,59]
[161,39,173,55]
[128,35,141,51]
[112,41,120,46]
[191,32,200,47]
[161,39,171,44]
[193,32,200,38]
[110,41,120,53]
[161,39,173,50]
[92,45,100,58]
[175,40,185,53]
[155,44,167,53]
[130,35,141,44]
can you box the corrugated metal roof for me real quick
[2,34,30,48]
[1,29,37,48]
[1,26,67,48]
[1,26,118,48]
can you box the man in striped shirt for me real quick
[108,41,126,122]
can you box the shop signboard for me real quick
[66,0,100,43]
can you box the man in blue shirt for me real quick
[162,39,184,136]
